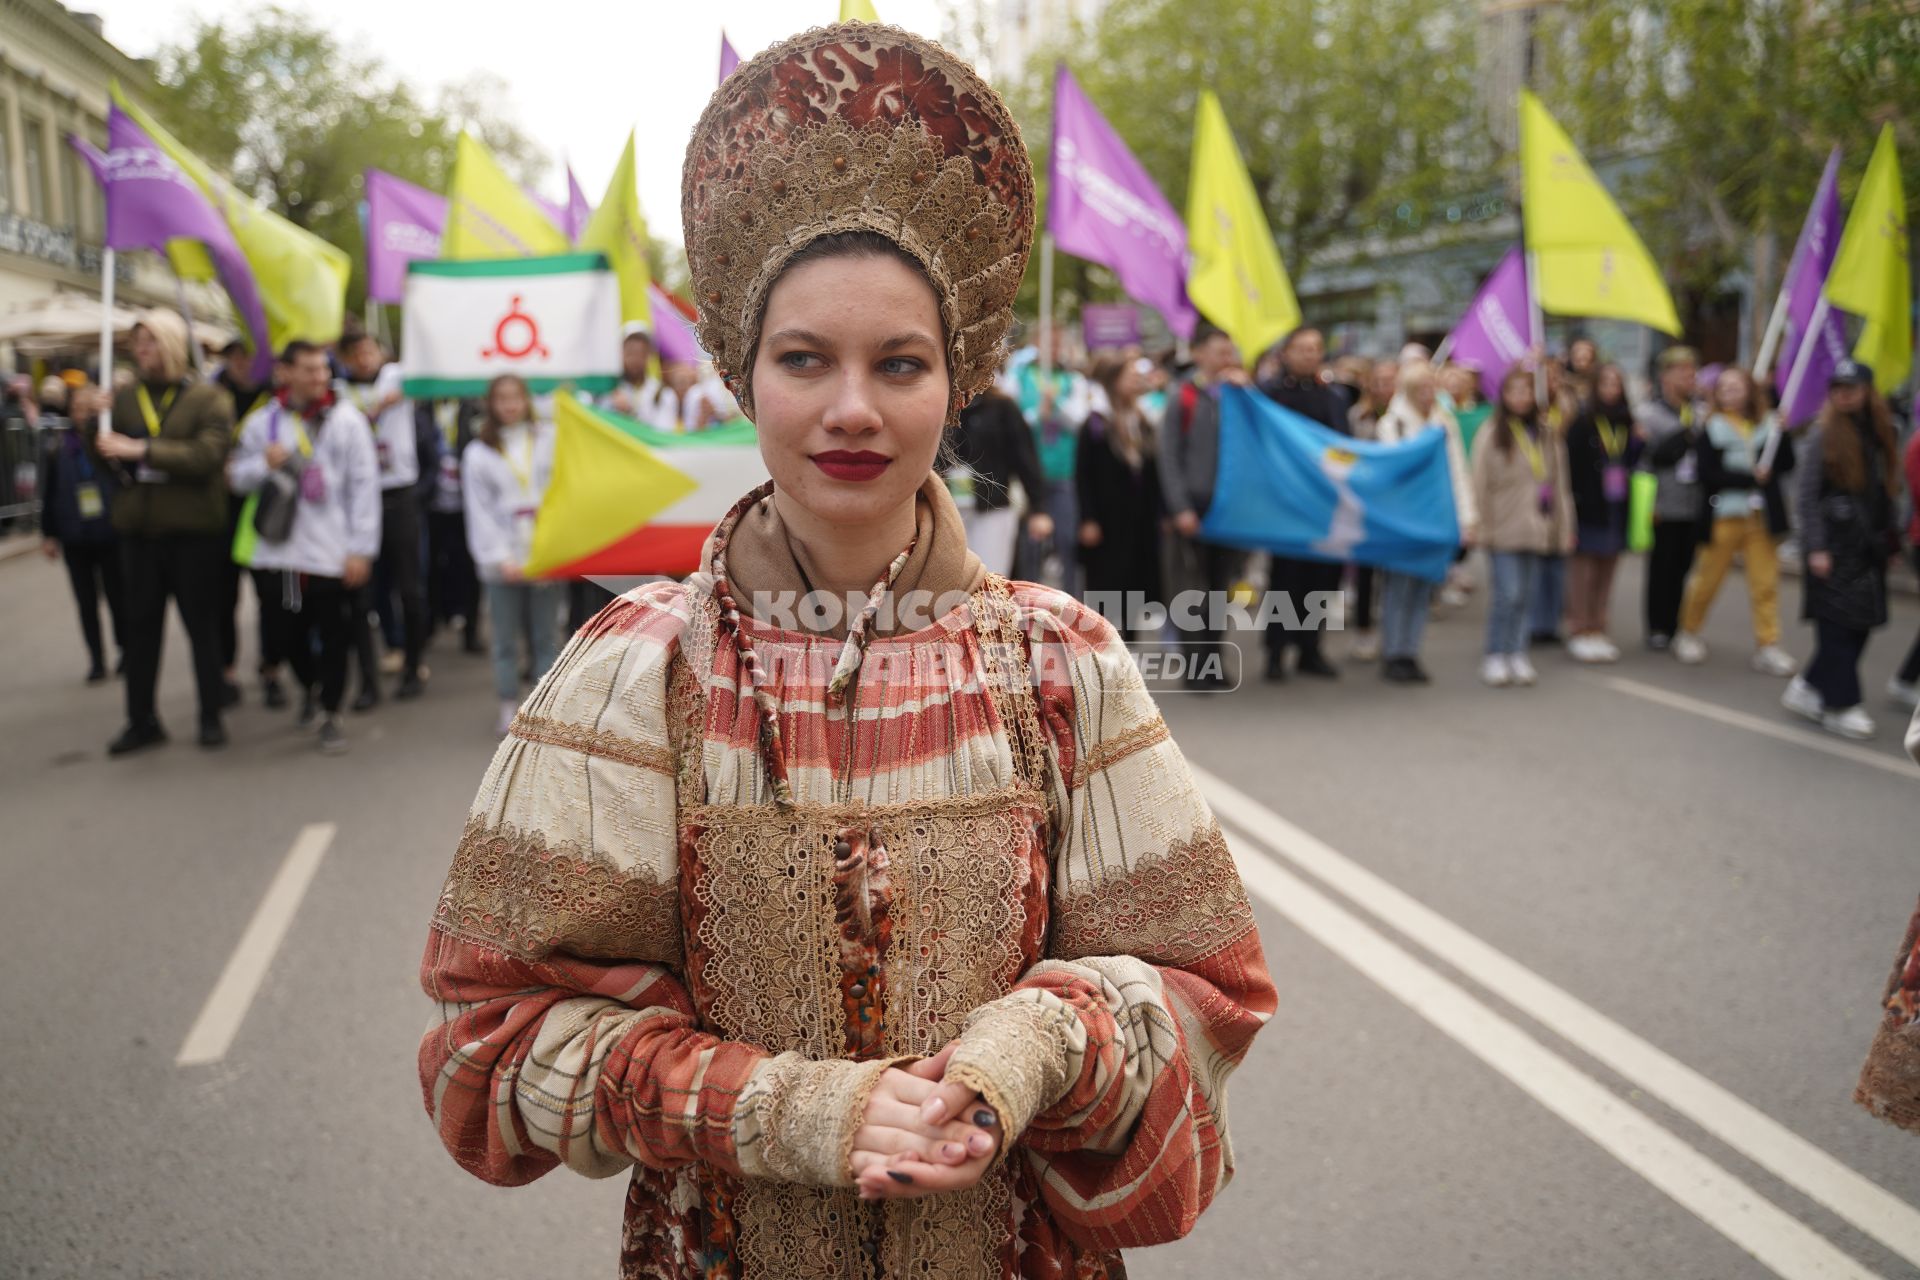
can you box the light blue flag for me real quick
[1202,384,1460,582]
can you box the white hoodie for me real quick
[230,397,382,578]
[462,419,555,582]
[335,362,418,491]
[1377,391,1478,536]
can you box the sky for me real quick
[84,0,951,251]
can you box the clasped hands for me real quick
[850,1042,1001,1201]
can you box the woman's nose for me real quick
[822,370,884,434]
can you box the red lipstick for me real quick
[811,450,892,482]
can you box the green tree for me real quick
[147,6,549,316]
[1541,0,1920,350]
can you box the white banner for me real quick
[401,253,620,397]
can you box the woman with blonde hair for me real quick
[1374,360,1474,682]
[415,25,1273,1280]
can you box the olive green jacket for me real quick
[106,379,234,536]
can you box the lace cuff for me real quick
[943,992,1079,1154]
[733,1052,912,1186]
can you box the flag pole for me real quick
[1751,281,1791,382]
[1039,232,1055,383]
[1763,295,1831,472]
[97,248,116,438]
[1524,247,1547,406]
[173,272,204,375]
[1430,333,1453,367]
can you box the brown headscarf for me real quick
[703,472,985,637]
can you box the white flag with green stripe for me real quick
[401,253,620,397]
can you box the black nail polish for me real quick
[887,1170,915,1185]
[974,1109,996,1127]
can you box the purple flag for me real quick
[73,105,271,378]
[566,166,592,241]
[363,168,447,305]
[1047,63,1195,339]
[1081,303,1140,349]
[719,32,741,83]
[1776,148,1848,426]
[1443,246,1531,403]
[649,283,705,364]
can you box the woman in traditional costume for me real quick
[416,23,1275,1279]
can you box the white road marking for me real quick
[1195,765,1920,1271]
[1604,676,1915,780]
[176,823,335,1068]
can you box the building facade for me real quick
[0,0,224,361]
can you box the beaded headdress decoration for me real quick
[681,22,1035,424]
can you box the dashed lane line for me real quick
[176,822,335,1067]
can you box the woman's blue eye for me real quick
[780,352,821,370]
[881,357,922,375]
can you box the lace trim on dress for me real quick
[509,712,678,777]
[1050,822,1257,967]
[431,818,682,965]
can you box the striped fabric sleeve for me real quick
[954,591,1276,1250]
[418,584,772,1187]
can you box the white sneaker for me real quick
[1674,632,1708,665]
[1781,677,1822,722]
[1593,636,1621,663]
[1567,635,1600,663]
[496,699,518,736]
[1821,706,1876,740]
[1480,654,1513,687]
[1438,585,1469,609]
[1508,654,1539,686]
[1350,632,1380,662]
[1751,645,1797,677]
[1888,677,1920,708]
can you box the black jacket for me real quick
[1074,411,1163,601]
[949,393,1046,513]
[1565,402,1643,531]
[1798,415,1896,631]
[1258,372,1353,434]
[37,419,118,546]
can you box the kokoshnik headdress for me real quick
[682,22,1035,423]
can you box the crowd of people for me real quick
[15,296,1920,753]
[20,308,756,755]
[951,319,1920,742]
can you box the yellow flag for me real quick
[1184,90,1301,362]
[443,133,571,261]
[1520,90,1680,335]
[1825,125,1911,392]
[576,131,653,327]
[841,0,880,20]
[112,85,350,350]
[525,394,698,578]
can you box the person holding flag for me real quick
[94,309,236,755]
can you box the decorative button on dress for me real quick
[419,484,1275,1279]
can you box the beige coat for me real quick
[1378,393,1477,535]
[1471,413,1575,555]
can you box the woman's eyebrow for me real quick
[877,332,938,352]
[765,328,832,348]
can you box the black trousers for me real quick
[251,568,288,672]
[427,509,480,645]
[1645,520,1697,640]
[1352,565,1376,631]
[218,501,245,670]
[62,540,126,669]
[120,532,228,729]
[1266,556,1343,657]
[376,488,428,676]
[1899,550,1920,687]
[271,572,355,715]
[1806,616,1871,711]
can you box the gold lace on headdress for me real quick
[681,23,1036,424]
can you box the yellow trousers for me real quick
[1680,511,1780,646]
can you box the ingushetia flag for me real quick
[526,395,768,579]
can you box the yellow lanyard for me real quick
[1595,415,1626,460]
[1722,413,1755,443]
[1510,420,1546,481]
[272,405,316,459]
[437,402,460,452]
[135,385,177,437]
[500,428,535,494]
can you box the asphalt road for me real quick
[2,545,1917,1280]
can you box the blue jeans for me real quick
[1380,570,1434,661]
[1528,553,1566,637]
[485,580,565,701]
[1487,552,1542,656]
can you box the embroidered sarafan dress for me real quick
[419,496,1276,1280]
